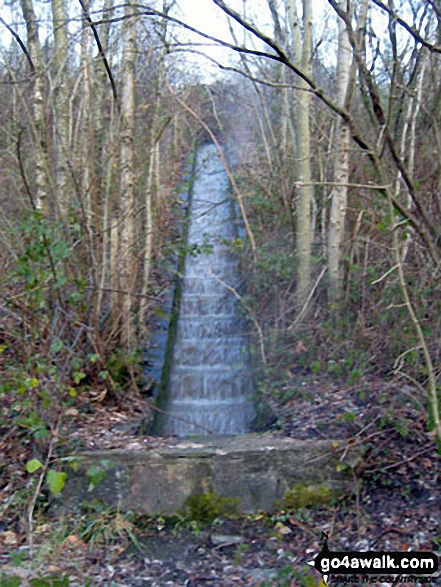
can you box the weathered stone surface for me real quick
[177,317,246,340]
[62,435,363,515]
[179,297,238,318]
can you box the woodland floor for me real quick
[1,375,440,586]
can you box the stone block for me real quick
[178,318,246,340]
[173,341,247,367]
[62,435,364,516]
[179,297,237,318]
[163,401,255,436]
[204,374,234,398]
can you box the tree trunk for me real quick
[95,0,115,320]
[94,0,114,199]
[19,0,48,212]
[328,1,352,303]
[51,0,70,216]
[80,0,94,228]
[286,0,314,304]
[118,1,138,348]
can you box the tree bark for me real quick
[328,0,352,303]
[286,0,314,304]
[118,1,138,347]
[51,0,70,216]
[19,0,48,212]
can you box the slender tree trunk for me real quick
[328,1,352,303]
[268,0,296,219]
[95,0,114,320]
[19,0,48,212]
[396,56,427,261]
[94,0,114,198]
[80,0,93,226]
[138,3,173,330]
[51,0,70,216]
[286,0,313,304]
[118,1,138,347]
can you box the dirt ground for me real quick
[1,375,440,586]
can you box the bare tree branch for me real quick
[77,0,121,113]
[0,16,35,72]
[89,1,440,264]
[371,0,441,53]
[328,0,440,261]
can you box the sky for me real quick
[168,0,423,83]
[168,0,337,80]
[169,0,274,79]
[0,0,424,83]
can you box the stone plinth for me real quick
[63,435,363,515]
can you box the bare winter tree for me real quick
[51,0,70,215]
[117,1,138,347]
[286,0,314,305]
[19,0,48,212]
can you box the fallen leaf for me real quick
[295,341,307,353]
[274,522,292,536]
[62,534,86,551]
[1,531,18,545]
[65,408,79,416]
[47,565,61,573]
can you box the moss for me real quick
[182,490,241,523]
[282,485,340,509]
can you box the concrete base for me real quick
[63,435,363,515]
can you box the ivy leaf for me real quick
[25,378,39,389]
[73,372,86,384]
[50,339,64,353]
[86,466,106,491]
[26,459,43,473]
[46,470,67,496]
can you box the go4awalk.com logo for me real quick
[308,533,439,585]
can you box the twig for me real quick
[364,443,434,474]
[392,345,422,372]
[391,370,427,401]
[386,172,441,439]
[78,0,120,113]
[86,285,159,299]
[209,270,267,365]
[355,415,382,437]
[288,266,327,329]
[306,428,389,466]
[0,17,34,72]
[27,420,59,558]
[371,263,399,285]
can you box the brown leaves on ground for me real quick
[0,375,440,586]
